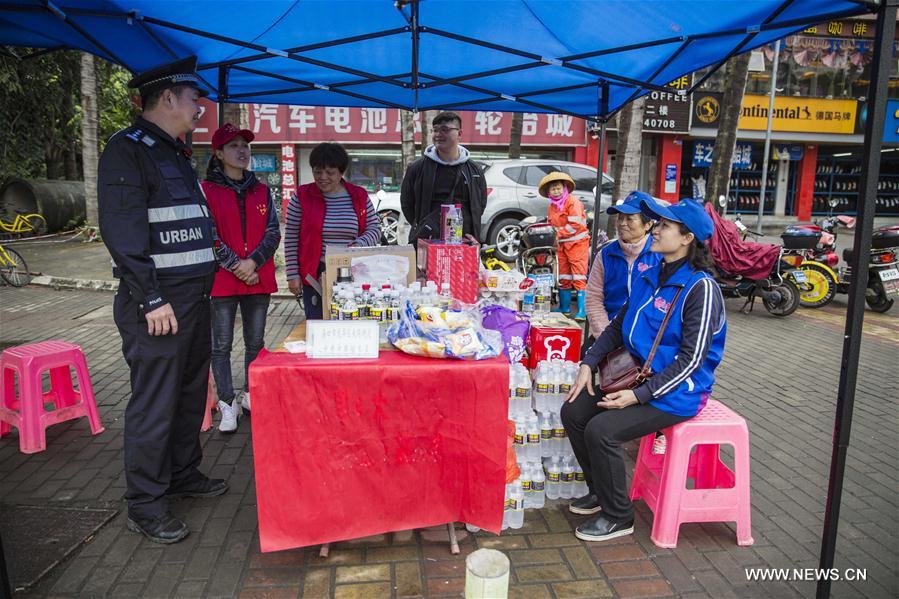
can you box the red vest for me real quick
[296,180,369,286]
[202,180,278,297]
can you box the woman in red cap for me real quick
[202,124,281,433]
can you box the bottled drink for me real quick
[552,413,566,458]
[513,419,526,463]
[439,282,453,309]
[514,365,532,419]
[533,284,547,315]
[558,362,573,404]
[547,361,559,408]
[519,465,532,509]
[370,291,386,322]
[540,411,554,458]
[388,290,401,322]
[507,364,517,418]
[359,284,372,319]
[501,483,511,531]
[531,463,546,509]
[545,457,561,500]
[534,362,550,413]
[521,286,535,314]
[331,290,344,320]
[508,481,524,529]
[560,458,575,499]
[343,291,359,320]
[526,413,541,463]
[574,465,588,498]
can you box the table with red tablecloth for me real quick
[248,348,509,553]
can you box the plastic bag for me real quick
[481,304,531,363]
[387,301,502,360]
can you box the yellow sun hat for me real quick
[537,171,576,198]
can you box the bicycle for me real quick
[0,243,32,287]
[0,212,47,237]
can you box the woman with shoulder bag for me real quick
[560,198,726,543]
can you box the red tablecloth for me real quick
[249,349,509,552]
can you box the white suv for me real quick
[371,158,613,261]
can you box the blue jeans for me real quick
[210,294,270,403]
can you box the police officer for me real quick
[99,56,227,544]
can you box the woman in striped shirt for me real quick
[284,142,381,318]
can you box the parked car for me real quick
[370,159,614,261]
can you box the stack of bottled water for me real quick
[502,358,587,531]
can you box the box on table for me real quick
[527,314,583,368]
[322,244,416,319]
[417,239,480,304]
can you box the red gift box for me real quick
[528,319,583,368]
[417,239,480,304]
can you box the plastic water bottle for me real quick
[501,483,511,530]
[552,413,566,458]
[519,465,533,509]
[439,282,453,309]
[513,419,527,463]
[560,458,575,499]
[359,284,372,319]
[574,464,588,498]
[522,285,535,314]
[526,413,541,462]
[341,291,359,320]
[370,290,386,322]
[545,457,561,500]
[540,411,554,458]
[534,362,549,413]
[509,481,525,529]
[531,463,546,509]
[548,361,561,407]
[559,362,574,404]
[507,364,516,418]
[514,365,532,418]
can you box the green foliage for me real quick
[0,48,135,182]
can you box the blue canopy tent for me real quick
[0,2,895,597]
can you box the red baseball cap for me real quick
[212,123,254,150]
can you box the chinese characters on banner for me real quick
[280,144,297,214]
[191,102,585,146]
[692,141,753,169]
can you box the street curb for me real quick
[30,275,299,300]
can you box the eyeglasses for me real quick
[433,126,460,134]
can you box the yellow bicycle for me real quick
[0,243,31,287]
[0,212,47,237]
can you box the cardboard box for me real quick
[322,244,416,319]
[527,315,583,368]
[417,239,480,304]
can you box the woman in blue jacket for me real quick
[561,198,726,543]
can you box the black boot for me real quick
[126,512,189,544]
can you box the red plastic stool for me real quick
[0,340,105,453]
[629,399,753,548]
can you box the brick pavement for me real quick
[0,285,896,598]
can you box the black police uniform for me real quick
[99,112,217,521]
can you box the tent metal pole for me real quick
[755,38,780,231]
[589,81,610,275]
[816,3,896,598]
[218,67,227,127]
[411,0,420,109]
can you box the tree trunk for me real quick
[81,52,100,226]
[608,97,646,236]
[223,103,242,128]
[400,110,416,175]
[706,52,751,213]
[508,112,523,159]
[420,110,434,155]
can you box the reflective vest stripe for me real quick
[148,204,209,223]
[151,248,215,269]
[563,224,578,234]
[569,215,587,225]
[571,274,587,280]
[558,274,573,280]
[560,231,589,243]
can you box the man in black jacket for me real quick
[400,112,487,246]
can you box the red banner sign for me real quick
[193,101,585,146]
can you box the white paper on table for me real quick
[283,341,307,353]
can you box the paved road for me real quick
[0,285,896,598]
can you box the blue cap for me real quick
[640,198,714,243]
[607,190,655,215]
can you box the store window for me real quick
[345,150,404,192]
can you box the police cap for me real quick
[128,56,209,101]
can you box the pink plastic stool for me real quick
[0,340,105,453]
[201,370,217,432]
[629,400,753,548]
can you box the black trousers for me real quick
[114,277,212,519]
[560,389,689,522]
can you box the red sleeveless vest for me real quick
[296,180,369,285]
[202,180,278,297]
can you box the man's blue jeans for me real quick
[210,294,270,403]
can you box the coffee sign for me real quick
[642,75,692,134]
